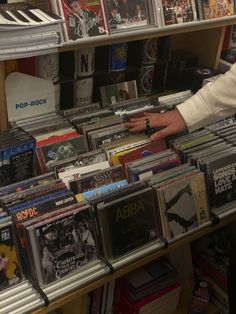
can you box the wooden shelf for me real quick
[58,16,236,52]
[28,207,236,314]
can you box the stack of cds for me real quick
[0,2,63,60]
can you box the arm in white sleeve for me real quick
[177,63,236,132]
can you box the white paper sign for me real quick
[6,72,56,122]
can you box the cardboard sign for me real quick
[6,72,56,122]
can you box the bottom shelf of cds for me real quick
[1,202,236,314]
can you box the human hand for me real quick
[125,109,187,140]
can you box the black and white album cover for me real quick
[29,205,97,285]
[103,0,150,33]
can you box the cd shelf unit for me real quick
[1,205,235,314]
[0,9,236,314]
[0,14,236,131]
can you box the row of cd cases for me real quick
[0,204,234,314]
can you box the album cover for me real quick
[148,163,197,187]
[12,191,76,225]
[0,172,55,198]
[103,135,151,162]
[156,172,209,239]
[119,140,167,177]
[58,160,110,188]
[110,147,136,167]
[97,187,159,259]
[58,0,107,41]
[36,135,87,174]
[60,102,101,117]
[102,0,150,33]
[75,179,128,202]
[129,154,180,182]
[88,124,131,150]
[160,0,197,25]
[69,108,114,125]
[34,126,75,142]
[36,130,78,148]
[197,0,234,20]
[0,135,36,187]
[1,179,66,211]
[27,204,98,285]
[5,187,69,217]
[53,149,107,176]
[12,192,77,273]
[100,80,138,107]
[125,149,175,181]
[0,220,22,291]
[189,143,233,169]
[69,165,124,194]
[201,148,236,208]
[80,116,123,148]
[109,96,154,118]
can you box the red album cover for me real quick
[36,135,87,174]
[36,130,78,148]
[119,140,167,177]
[58,0,107,41]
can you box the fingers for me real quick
[150,126,174,141]
[126,113,166,132]
[144,111,160,117]
[126,120,147,132]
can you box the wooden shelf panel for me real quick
[58,16,236,52]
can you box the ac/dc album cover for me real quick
[0,220,22,292]
[27,204,98,285]
[97,187,159,260]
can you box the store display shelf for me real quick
[1,16,235,62]
[58,16,236,52]
[0,204,234,314]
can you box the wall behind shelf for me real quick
[171,27,226,69]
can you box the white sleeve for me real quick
[177,63,236,132]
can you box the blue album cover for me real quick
[6,188,69,213]
[0,138,36,187]
[77,179,128,202]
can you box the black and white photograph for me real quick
[103,0,150,32]
[33,206,97,285]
